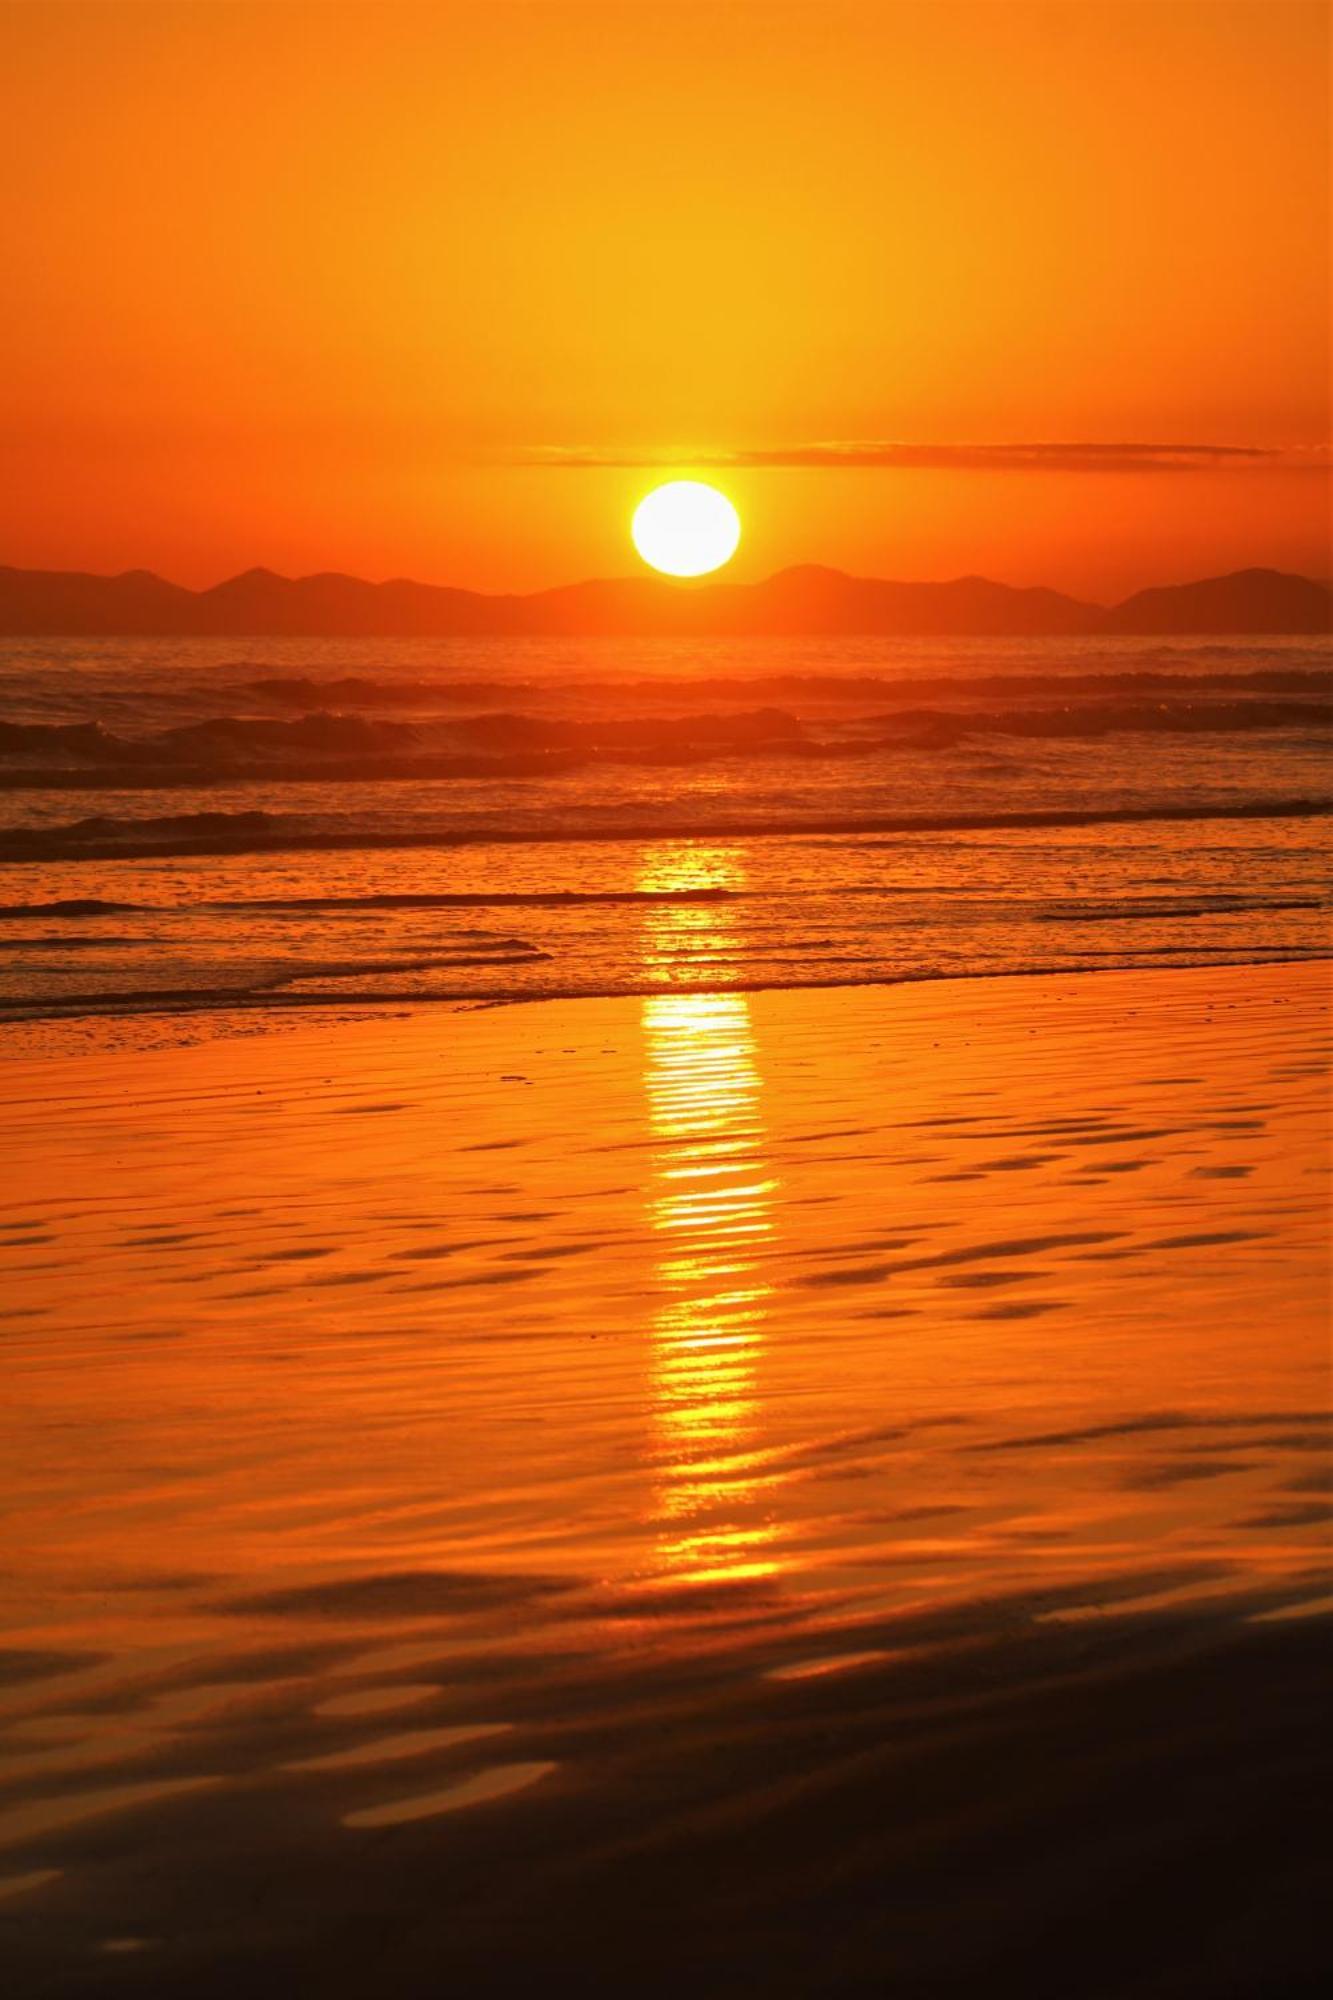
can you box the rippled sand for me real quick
[0,962,1328,1994]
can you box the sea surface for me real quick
[0,632,1328,1024]
[2,635,1330,1987]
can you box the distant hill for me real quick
[1099,568,1332,635]
[0,561,1327,638]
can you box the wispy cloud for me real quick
[515,441,1329,474]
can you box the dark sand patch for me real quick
[795,1261,897,1288]
[3,1615,1326,1998]
[1236,1503,1333,1530]
[388,1239,496,1260]
[974,1411,1328,1454]
[1121,1459,1243,1489]
[972,1300,1070,1320]
[1144,1229,1267,1249]
[0,1649,106,1688]
[221,1570,576,1620]
[938,1269,1051,1288]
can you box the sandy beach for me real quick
[0,959,1328,1995]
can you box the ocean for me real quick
[0,632,1328,1028]
[2,636,1330,1992]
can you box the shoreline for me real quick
[1,948,1328,1051]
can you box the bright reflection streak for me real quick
[639,844,786,1585]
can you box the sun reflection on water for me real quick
[639,845,785,1585]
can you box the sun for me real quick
[631,480,741,578]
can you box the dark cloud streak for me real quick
[517,441,1328,474]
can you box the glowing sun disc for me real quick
[632,481,741,577]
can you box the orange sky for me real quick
[2,0,1328,598]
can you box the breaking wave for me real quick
[0,689,1328,791]
[247,664,1333,709]
[1,634,1328,1024]
[1,796,1328,863]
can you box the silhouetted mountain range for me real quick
[0,561,1327,638]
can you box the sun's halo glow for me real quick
[631,481,741,578]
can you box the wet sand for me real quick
[1,962,1329,1995]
